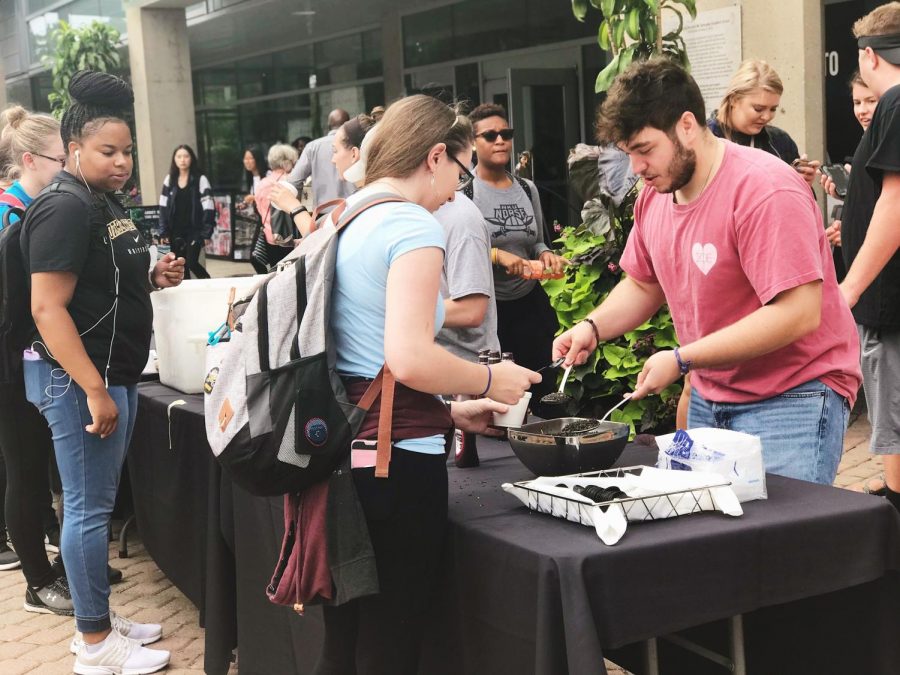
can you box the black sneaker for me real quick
[51,555,124,585]
[24,577,74,615]
[0,538,20,571]
[108,565,123,585]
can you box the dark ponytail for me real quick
[60,70,134,147]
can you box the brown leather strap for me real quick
[226,287,237,332]
[356,368,384,412]
[374,366,395,479]
[310,198,345,230]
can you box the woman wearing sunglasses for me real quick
[468,103,566,410]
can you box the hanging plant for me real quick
[572,0,696,92]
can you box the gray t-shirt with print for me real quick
[470,175,549,301]
[435,194,500,362]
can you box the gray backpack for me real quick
[204,194,404,496]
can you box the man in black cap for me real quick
[840,1,900,512]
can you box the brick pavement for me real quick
[0,411,883,674]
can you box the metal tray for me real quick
[510,465,732,525]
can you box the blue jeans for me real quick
[688,379,849,485]
[24,358,137,633]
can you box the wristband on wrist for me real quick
[581,317,601,348]
[673,347,692,375]
[290,205,308,219]
[491,247,499,266]
[478,364,492,397]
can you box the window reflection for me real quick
[27,0,125,64]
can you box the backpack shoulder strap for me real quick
[1,206,25,231]
[47,180,94,210]
[333,193,407,233]
[514,174,533,202]
[310,198,344,230]
[0,191,26,210]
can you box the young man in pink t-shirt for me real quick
[554,59,862,484]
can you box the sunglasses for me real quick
[476,129,514,142]
[451,156,475,190]
[33,152,66,167]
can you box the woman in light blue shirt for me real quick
[315,95,540,674]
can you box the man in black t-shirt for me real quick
[840,3,900,513]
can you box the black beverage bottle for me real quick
[454,350,491,468]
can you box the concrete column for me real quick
[688,0,827,163]
[381,8,404,104]
[739,0,825,164]
[0,56,6,111]
[126,6,196,204]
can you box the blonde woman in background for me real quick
[708,59,820,185]
[0,105,72,613]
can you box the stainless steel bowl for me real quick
[507,417,629,476]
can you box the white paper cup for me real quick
[277,179,299,197]
[492,392,532,427]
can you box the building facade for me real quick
[0,0,885,212]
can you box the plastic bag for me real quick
[656,428,768,502]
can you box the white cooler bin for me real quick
[151,276,263,394]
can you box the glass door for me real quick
[507,68,580,231]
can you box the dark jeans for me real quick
[0,381,58,588]
[172,237,210,280]
[496,283,559,416]
[313,449,448,675]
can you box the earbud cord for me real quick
[39,152,120,399]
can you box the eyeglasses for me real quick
[451,155,475,190]
[32,152,66,167]
[475,129,514,142]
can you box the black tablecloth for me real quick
[129,384,900,675]
[128,383,236,675]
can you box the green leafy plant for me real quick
[542,0,697,436]
[44,20,122,119]
[543,192,680,436]
[571,0,696,92]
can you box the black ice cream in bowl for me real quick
[508,360,634,475]
[539,362,576,415]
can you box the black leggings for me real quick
[0,382,57,588]
[313,449,448,675]
[496,283,559,414]
[172,237,210,279]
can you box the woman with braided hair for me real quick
[21,70,182,674]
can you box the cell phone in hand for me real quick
[821,164,850,198]
[831,204,843,221]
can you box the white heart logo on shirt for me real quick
[691,242,717,275]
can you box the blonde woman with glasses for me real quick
[0,105,72,615]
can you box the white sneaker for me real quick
[73,628,169,675]
[71,611,164,653]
